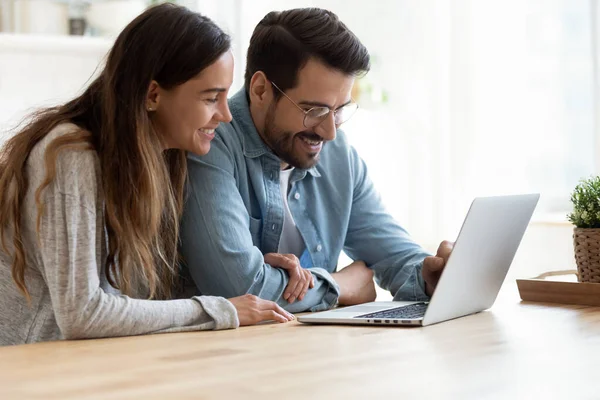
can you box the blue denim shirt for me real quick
[180,89,431,312]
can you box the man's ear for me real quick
[248,71,272,106]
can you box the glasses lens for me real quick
[303,103,359,128]
[304,107,330,128]
[334,103,358,125]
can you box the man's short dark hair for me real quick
[244,8,370,97]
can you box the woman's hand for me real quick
[228,294,295,326]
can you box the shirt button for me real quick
[316,244,322,252]
[271,224,276,231]
[294,192,300,200]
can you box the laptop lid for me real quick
[422,193,539,326]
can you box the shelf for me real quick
[0,33,112,55]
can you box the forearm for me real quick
[182,238,340,313]
[270,268,340,313]
[371,256,430,301]
[232,261,340,313]
[40,199,238,340]
[343,144,432,302]
[51,291,238,340]
[330,270,358,305]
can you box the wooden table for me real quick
[1,290,599,400]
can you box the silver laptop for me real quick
[298,193,539,327]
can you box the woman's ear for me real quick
[146,80,161,111]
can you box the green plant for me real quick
[567,176,600,228]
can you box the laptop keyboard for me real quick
[354,302,428,320]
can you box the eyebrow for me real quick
[299,99,352,110]
[199,88,227,94]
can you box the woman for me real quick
[0,3,293,346]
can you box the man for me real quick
[180,8,453,312]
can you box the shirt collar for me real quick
[229,89,321,178]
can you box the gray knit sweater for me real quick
[0,124,238,346]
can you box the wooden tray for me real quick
[517,270,600,306]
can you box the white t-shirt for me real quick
[277,168,305,257]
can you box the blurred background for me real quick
[0,0,595,284]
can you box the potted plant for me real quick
[568,176,600,283]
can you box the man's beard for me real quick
[261,105,322,169]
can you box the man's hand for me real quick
[331,260,376,306]
[422,240,454,296]
[264,253,314,304]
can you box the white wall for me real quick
[0,33,111,142]
[0,0,147,36]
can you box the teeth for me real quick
[199,129,214,134]
[301,137,321,146]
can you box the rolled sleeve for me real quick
[391,260,429,302]
[194,296,239,330]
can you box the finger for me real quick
[292,269,309,298]
[299,270,312,300]
[283,278,293,301]
[260,309,288,323]
[294,271,309,302]
[266,300,295,321]
[298,271,312,301]
[288,270,306,303]
[264,253,298,271]
[436,241,454,263]
[422,257,444,294]
[261,302,294,322]
[264,253,292,268]
[424,256,445,273]
[281,253,301,267]
[284,269,303,302]
[283,254,301,270]
[284,254,300,263]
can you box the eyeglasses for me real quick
[270,81,358,129]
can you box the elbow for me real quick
[55,298,105,340]
[59,321,96,340]
[57,311,102,340]
[61,330,88,341]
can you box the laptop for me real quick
[298,193,540,327]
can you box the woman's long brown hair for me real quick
[0,3,231,300]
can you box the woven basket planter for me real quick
[573,228,600,283]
